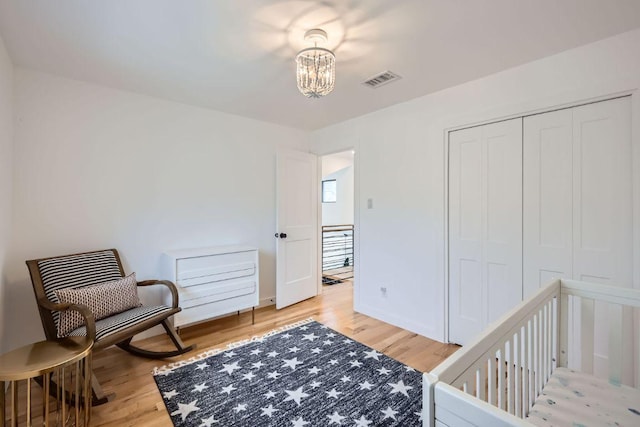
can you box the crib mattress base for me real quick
[526,367,640,427]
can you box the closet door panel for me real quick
[483,119,523,324]
[449,119,522,344]
[573,97,632,286]
[449,126,484,344]
[572,97,632,381]
[523,109,573,298]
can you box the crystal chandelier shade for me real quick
[296,30,335,98]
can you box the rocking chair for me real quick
[26,249,195,405]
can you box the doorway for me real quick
[320,150,355,288]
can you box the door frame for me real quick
[316,148,358,305]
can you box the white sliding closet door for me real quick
[572,97,632,287]
[523,109,573,298]
[523,96,632,381]
[524,97,632,292]
[449,118,522,345]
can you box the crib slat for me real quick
[547,300,553,381]
[559,292,569,368]
[522,322,529,416]
[507,339,515,415]
[581,298,595,374]
[537,312,543,395]
[487,355,495,406]
[498,348,505,410]
[542,304,548,383]
[514,332,521,418]
[476,364,486,401]
[608,303,622,386]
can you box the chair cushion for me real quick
[55,273,142,337]
[67,305,174,341]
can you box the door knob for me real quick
[279,233,287,238]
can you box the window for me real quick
[322,179,337,203]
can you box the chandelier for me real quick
[296,29,335,98]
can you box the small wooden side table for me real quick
[0,337,92,427]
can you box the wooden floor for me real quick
[7,281,460,426]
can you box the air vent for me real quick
[362,71,401,88]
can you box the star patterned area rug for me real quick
[153,318,424,426]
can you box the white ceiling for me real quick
[1,1,639,130]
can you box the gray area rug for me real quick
[153,319,423,426]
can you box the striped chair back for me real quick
[27,249,125,340]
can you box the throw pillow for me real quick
[55,272,141,337]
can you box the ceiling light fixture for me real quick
[296,29,335,98]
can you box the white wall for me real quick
[322,155,354,226]
[310,28,640,342]
[5,69,309,351]
[0,34,13,353]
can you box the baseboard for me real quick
[356,302,443,343]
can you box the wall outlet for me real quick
[380,286,387,297]
[367,198,373,209]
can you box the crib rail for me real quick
[424,279,640,427]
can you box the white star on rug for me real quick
[381,406,398,420]
[340,375,351,383]
[405,366,416,372]
[327,411,346,425]
[223,351,236,358]
[163,389,178,399]
[326,332,336,337]
[192,382,208,392]
[414,410,424,420]
[267,371,281,379]
[220,384,236,395]
[171,400,199,421]
[326,388,342,399]
[199,415,219,426]
[280,333,292,339]
[388,379,413,397]
[323,339,333,346]
[288,346,301,353]
[377,367,391,375]
[250,349,263,355]
[308,366,321,375]
[232,403,247,413]
[364,349,382,360]
[252,361,265,369]
[291,416,309,426]
[195,362,208,371]
[309,380,322,388]
[282,357,303,370]
[284,386,310,406]
[264,390,276,399]
[359,381,374,390]
[218,361,241,375]
[348,351,357,357]
[343,339,353,344]
[350,360,363,368]
[328,359,338,365]
[301,333,318,341]
[242,372,256,381]
[299,325,309,330]
[267,351,279,357]
[260,404,279,417]
[311,347,322,354]
[353,415,372,426]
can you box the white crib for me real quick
[423,279,640,426]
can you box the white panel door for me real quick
[523,109,573,298]
[572,97,632,379]
[276,149,318,309]
[572,97,632,287]
[449,118,522,345]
